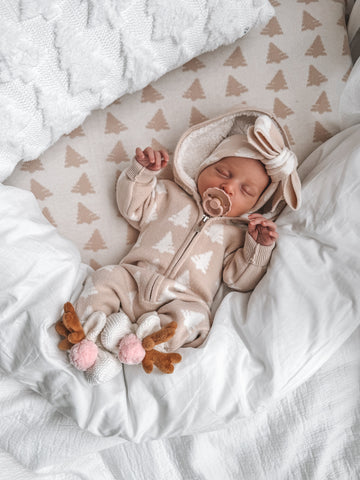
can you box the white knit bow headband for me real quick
[198,114,301,216]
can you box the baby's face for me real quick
[197,156,270,217]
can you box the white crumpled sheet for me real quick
[0,121,359,443]
[0,323,359,478]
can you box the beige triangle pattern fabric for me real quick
[20,159,44,173]
[151,138,172,155]
[183,79,206,101]
[283,125,295,146]
[342,35,351,56]
[77,202,100,224]
[305,35,327,57]
[302,11,322,31]
[146,109,170,131]
[67,126,85,138]
[266,70,288,92]
[342,66,351,83]
[313,121,332,143]
[189,107,208,127]
[72,173,95,196]
[267,42,288,64]
[297,0,319,4]
[307,65,328,86]
[182,58,206,72]
[141,85,164,103]
[106,141,130,164]
[4,0,352,267]
[311,91,332,114]
[226,76,248,96]
[273,97,294,118]
[261,17,283,37]
[84,229,108,252]
[65,146,88,168]
[223,46,247,68]
[42,207,57,227]
[105,113,128,134]
[31,179,52,201]
[89,259,102,270]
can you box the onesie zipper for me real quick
[163,213,210,280]
[145,213,211,303]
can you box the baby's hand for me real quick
[135,146,169,171]
[248,213,279,246]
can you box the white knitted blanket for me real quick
[0,0,273,181]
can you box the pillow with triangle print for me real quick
[0,0,274,183]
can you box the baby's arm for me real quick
[116,147,169,228]
[223,215,278,291]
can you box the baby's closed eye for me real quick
[241,185,256,196]
[216,167,230,177]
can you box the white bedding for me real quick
[1,116,359,443]
[0,315,359,477]
[1,2,360,478]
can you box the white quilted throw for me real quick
[0,0,274,181]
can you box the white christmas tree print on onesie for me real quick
[176,270,191,288]
[144,202,158,224]
[191,251,213,274]
[169,205,191,228]
[81,277,98,298]
[153,232,175,254]
[182,310,206,341]
[204,224,224,244]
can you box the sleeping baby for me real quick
[60,108,301,384]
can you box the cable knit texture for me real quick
[0,0,274,182]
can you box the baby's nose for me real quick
[222,182,234,196]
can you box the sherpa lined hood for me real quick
[172,106,301,221]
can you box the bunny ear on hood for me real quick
[247,115,301,213]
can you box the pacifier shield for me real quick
[202,187,232,217]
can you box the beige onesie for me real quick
[74,158,274,356]
[71,107,301,383]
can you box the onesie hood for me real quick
[172,106,301,221]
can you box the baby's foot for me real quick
[101,311,134,353]
[84,348,123,384]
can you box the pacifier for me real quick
[202,187,232,217]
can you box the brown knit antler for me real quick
[141,321,182,374]
[55,302,85,351]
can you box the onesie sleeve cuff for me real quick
[243,231,275,266]
[126,157,159,183]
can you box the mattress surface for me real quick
[6,0,352,268]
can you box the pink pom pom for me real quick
[118,334,145,365]
[69,339,98,371]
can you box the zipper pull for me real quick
[195,214,210,232]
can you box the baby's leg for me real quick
[69,265,135,382]
[74,265,132,322]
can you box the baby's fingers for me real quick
[249,216,277,231]
[154,150,163,169]
[144,147,155,165]
[135,147,145,161]
[261,220,277,231]
[268,230,279,240]
[159,149,169,168]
